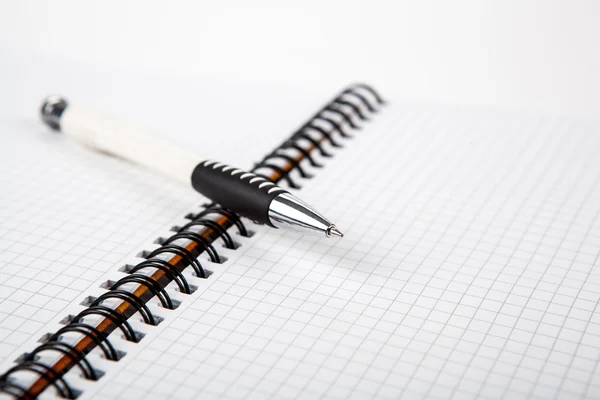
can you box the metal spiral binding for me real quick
[253,83,384,188]
[0,83,383,399]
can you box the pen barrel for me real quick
[60,105,199,184]
[191,161,288,226]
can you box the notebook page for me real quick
[0,120,203,366]
[83,102,600,399]
[0,50,322,374]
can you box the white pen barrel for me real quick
[40,96,341,238]
[60,105,200,185]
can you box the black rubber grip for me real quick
[191,161,288,226]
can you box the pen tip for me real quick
[327,226,344,238]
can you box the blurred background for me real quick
[1,0,598,148]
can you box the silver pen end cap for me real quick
[40,95,68,132]
[326,226,344,238]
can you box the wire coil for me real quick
[0,83,383,399]
[254,83,384,188]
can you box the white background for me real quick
[1,0,599,119]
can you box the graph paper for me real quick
[71,103,600,399]
[2,98,600,399]
[0,121,200,367]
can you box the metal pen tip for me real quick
[327,226,344,238]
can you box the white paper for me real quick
[3,98,600,399]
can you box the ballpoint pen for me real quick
[40,96,343,238]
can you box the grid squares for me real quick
[80,104,600,398]
[0,123,199,366]
[5,101,600,399]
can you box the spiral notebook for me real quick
[2,84,600,399]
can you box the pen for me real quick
[40,96,343,238]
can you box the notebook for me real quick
[1,83,600,399]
